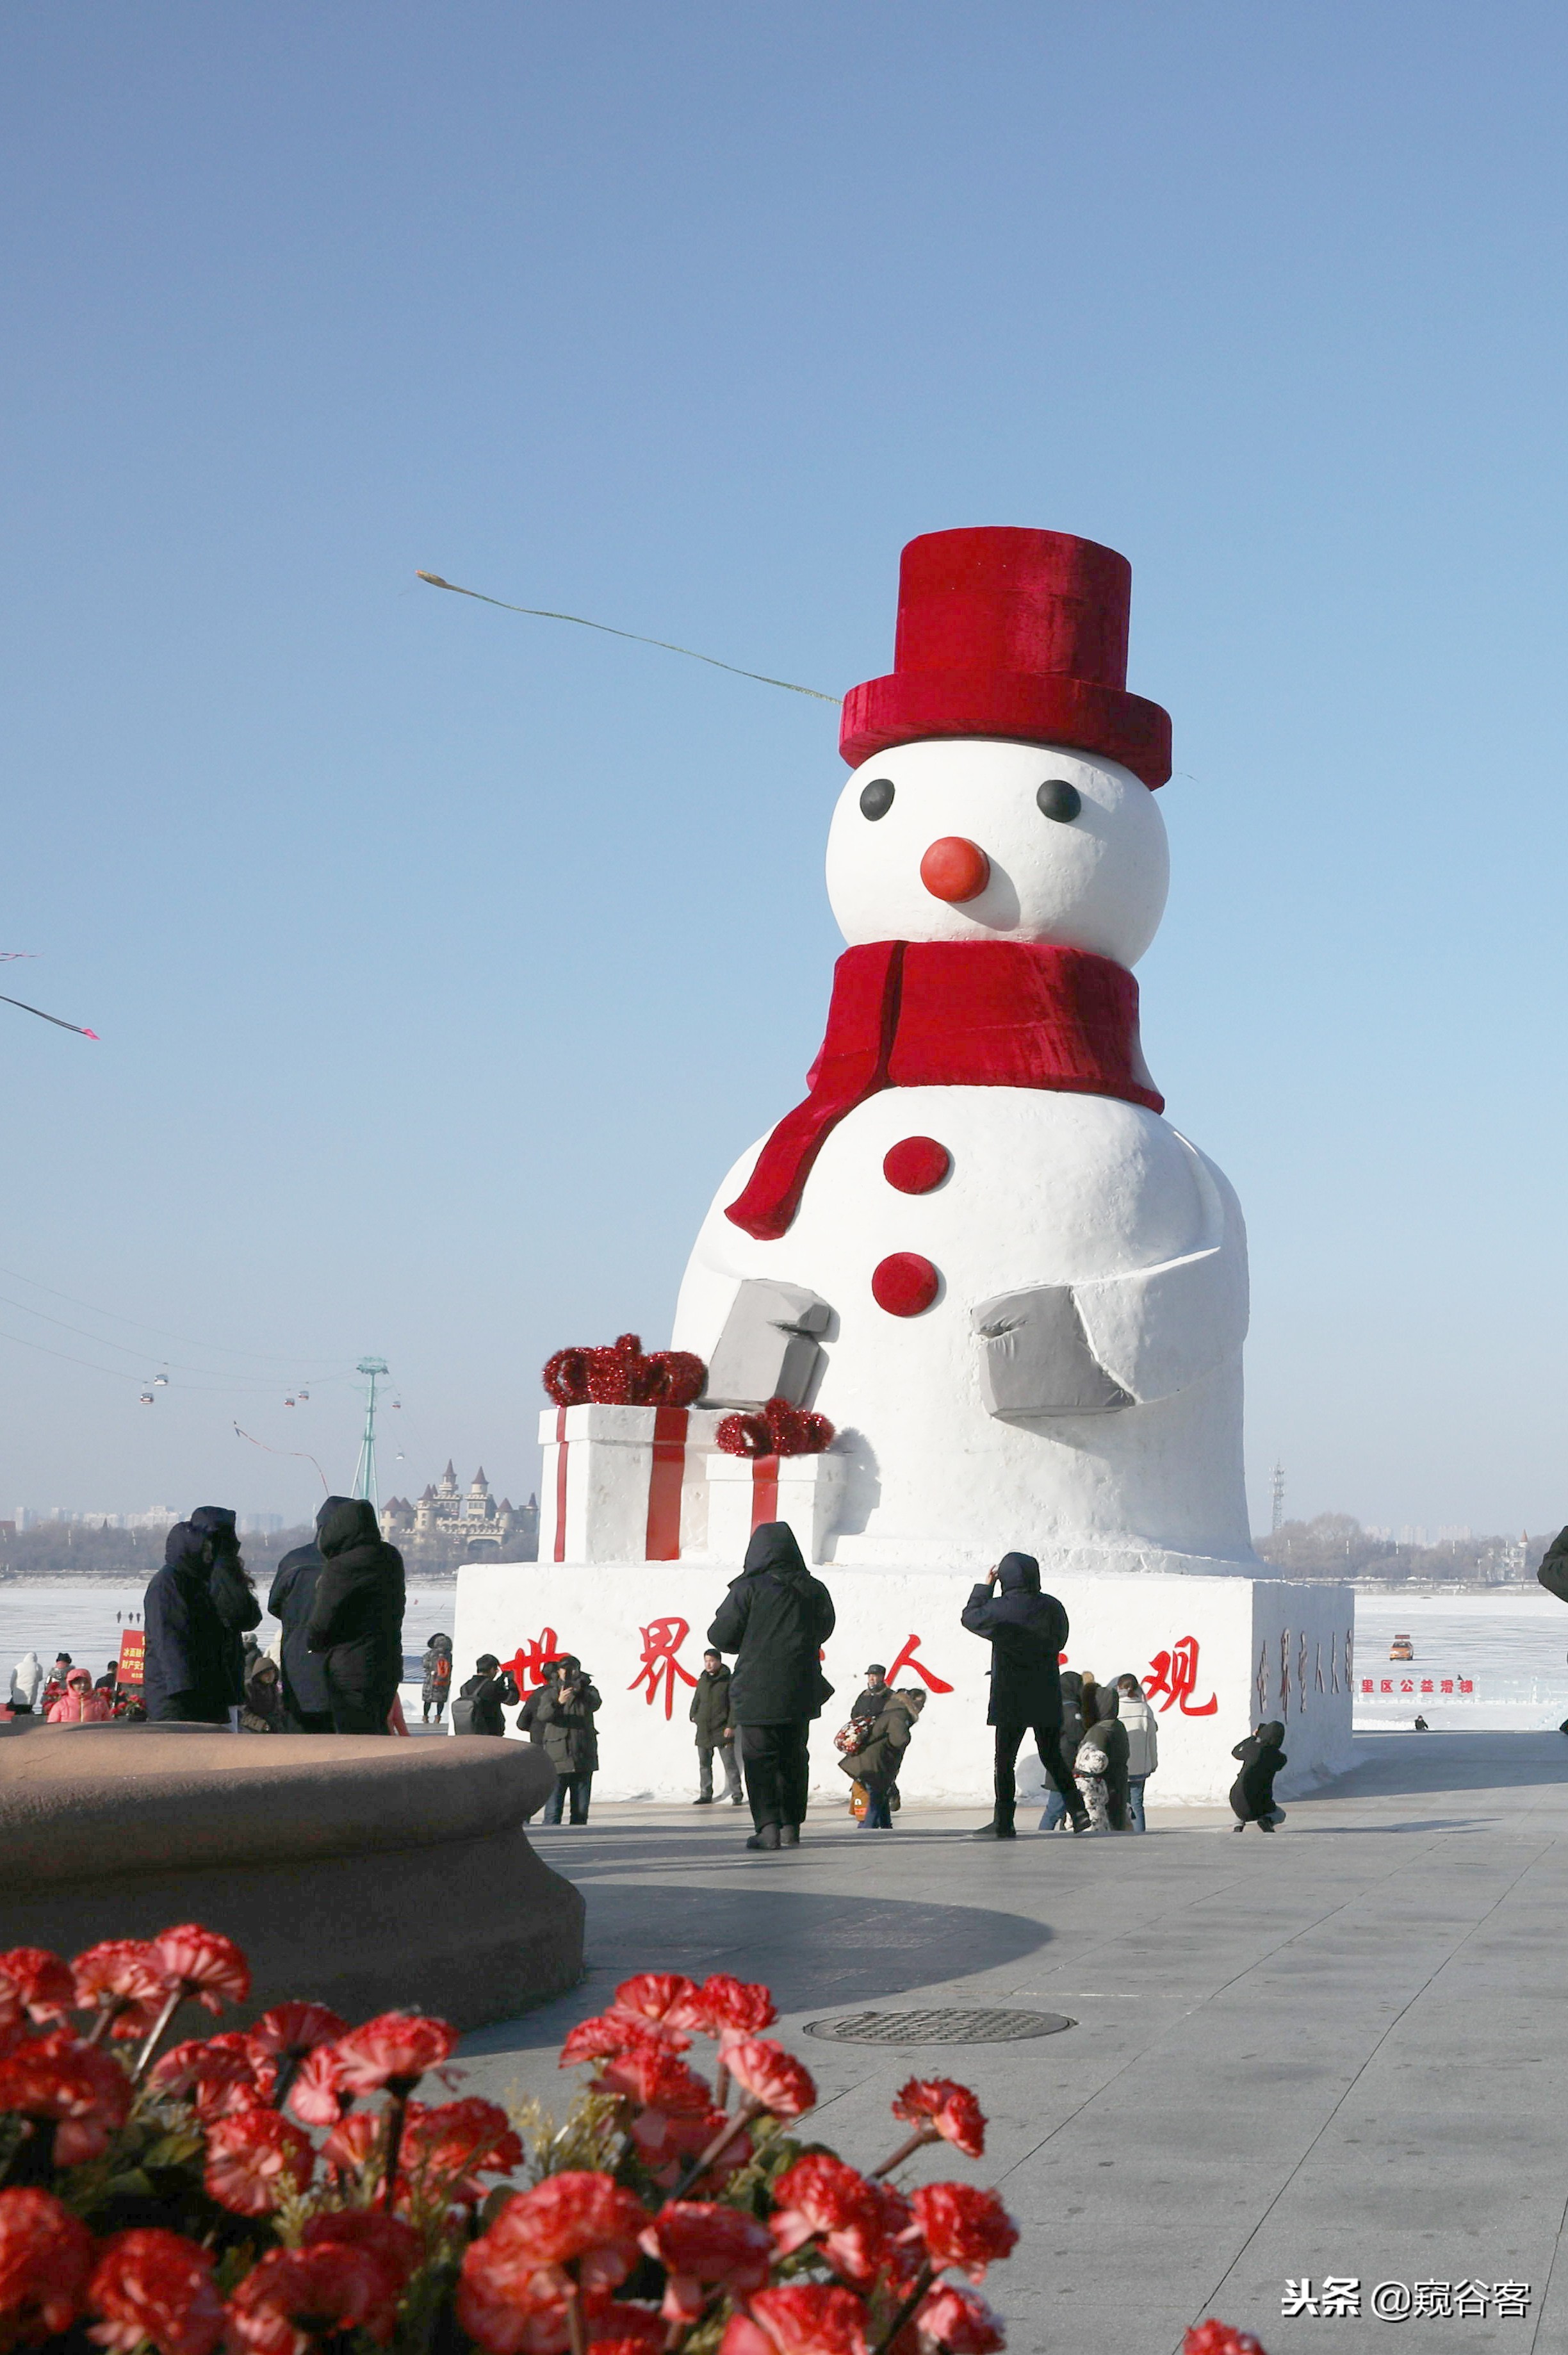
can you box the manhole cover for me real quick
[805,2007,1073,2044]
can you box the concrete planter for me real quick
[0,1721,582,2030]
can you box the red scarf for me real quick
[725,940,1163,1242]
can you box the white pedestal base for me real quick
[452,1559,1354,1807]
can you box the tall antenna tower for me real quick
[352,1358,390,1508]
[1270,1462,1287,1534]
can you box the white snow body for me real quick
[671,737,1255,1576]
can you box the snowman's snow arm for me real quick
[1069,1147,1249,1404]
[972,1138,1248,1415]
[699,1277,833,1410]
[1070,1237,1248,1404]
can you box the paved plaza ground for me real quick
[461,1730,1568,2355]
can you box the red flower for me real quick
[770,2154,888,2286]
[321,2113,382,2177]
[70,1945,165,2041]
[149,1928,249,2017]
[906,2187,1017,2284]
[486,2174,646,2283]
[0,1953,74,2028]
[247,2003,347,2061]
[890,2080,986,2160]
[611,1974,699,2030]
[203,2109,314,2216]
[300,2211,420,2286]
[148,2036,264,2121]
[637,2203,773,2324]
[913,2287,1006,2354]
[598,2044,712,2115]
[0,2029,131,2163]
[459,2176,648,2355]
[332,2011,456,2096]
[1183,2328,1268,2355]
[692,1975,776,2039]
[0,2187,95,2347]
[225,2244,401,2355]
[559,2014,684,2069]
[399,2098,524,2201]
[586,2309,665,2355]
[455,2244,564,2355]
[285,2044,347,2127]
[723,2039,816,2120]
[85,2229,225,2355]
[720,2285,868,2355]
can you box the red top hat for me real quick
[838,527,1171,789]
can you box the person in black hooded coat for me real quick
[268,1540,333,1732]
[707,1522,835,1851]
[190,1504,263,1709]
[1229,1722,1287,1829]
[142,1521,245,1723]
[305,1497,406,1734]
[961,1552,1088,1838]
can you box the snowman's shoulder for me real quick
[1161,1124,1246,1247]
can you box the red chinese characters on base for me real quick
[628,1617,699,1719]
[1362,1676,1471,1696]
[885,1632,955,1696]
[502,1632,561,1692]
[1143,1634,1217,1717]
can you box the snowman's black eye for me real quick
[1036,778,1082,823]
[859,778,895,820]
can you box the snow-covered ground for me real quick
[1352,1589,1568,1728]
[0,1578,459,1732]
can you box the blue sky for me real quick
[3,3,1568,1535]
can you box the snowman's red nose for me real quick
[920,836,991,903]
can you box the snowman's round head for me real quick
[824,737,1169,965]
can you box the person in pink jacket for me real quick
[47,1668,113,1724]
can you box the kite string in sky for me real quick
[416,572,841,705]
[234,1422,330,1492]
[0,987,97,1039]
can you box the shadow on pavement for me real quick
[464,1886,1050,2055]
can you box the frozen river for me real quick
[3,1578,1565,1738]
[0,1577,460,1727]
[1352,1588,1568,1728]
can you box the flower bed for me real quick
[0,1932,1265,2354]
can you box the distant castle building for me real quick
[380,1464,538,1559]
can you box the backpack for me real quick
[429,1652,452,1687]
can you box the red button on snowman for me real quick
[673,527,1252,1576]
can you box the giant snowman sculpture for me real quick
[454,529,1354,1805]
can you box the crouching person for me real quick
[840,1686,926,1828]
[1230,1721,1287,1831]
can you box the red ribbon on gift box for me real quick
[645,1407,688,1561]
[551,1404,690,1563]
[750,1454,780,1529]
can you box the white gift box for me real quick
[539,1405,724,1565]
[703,1448,847,1566]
